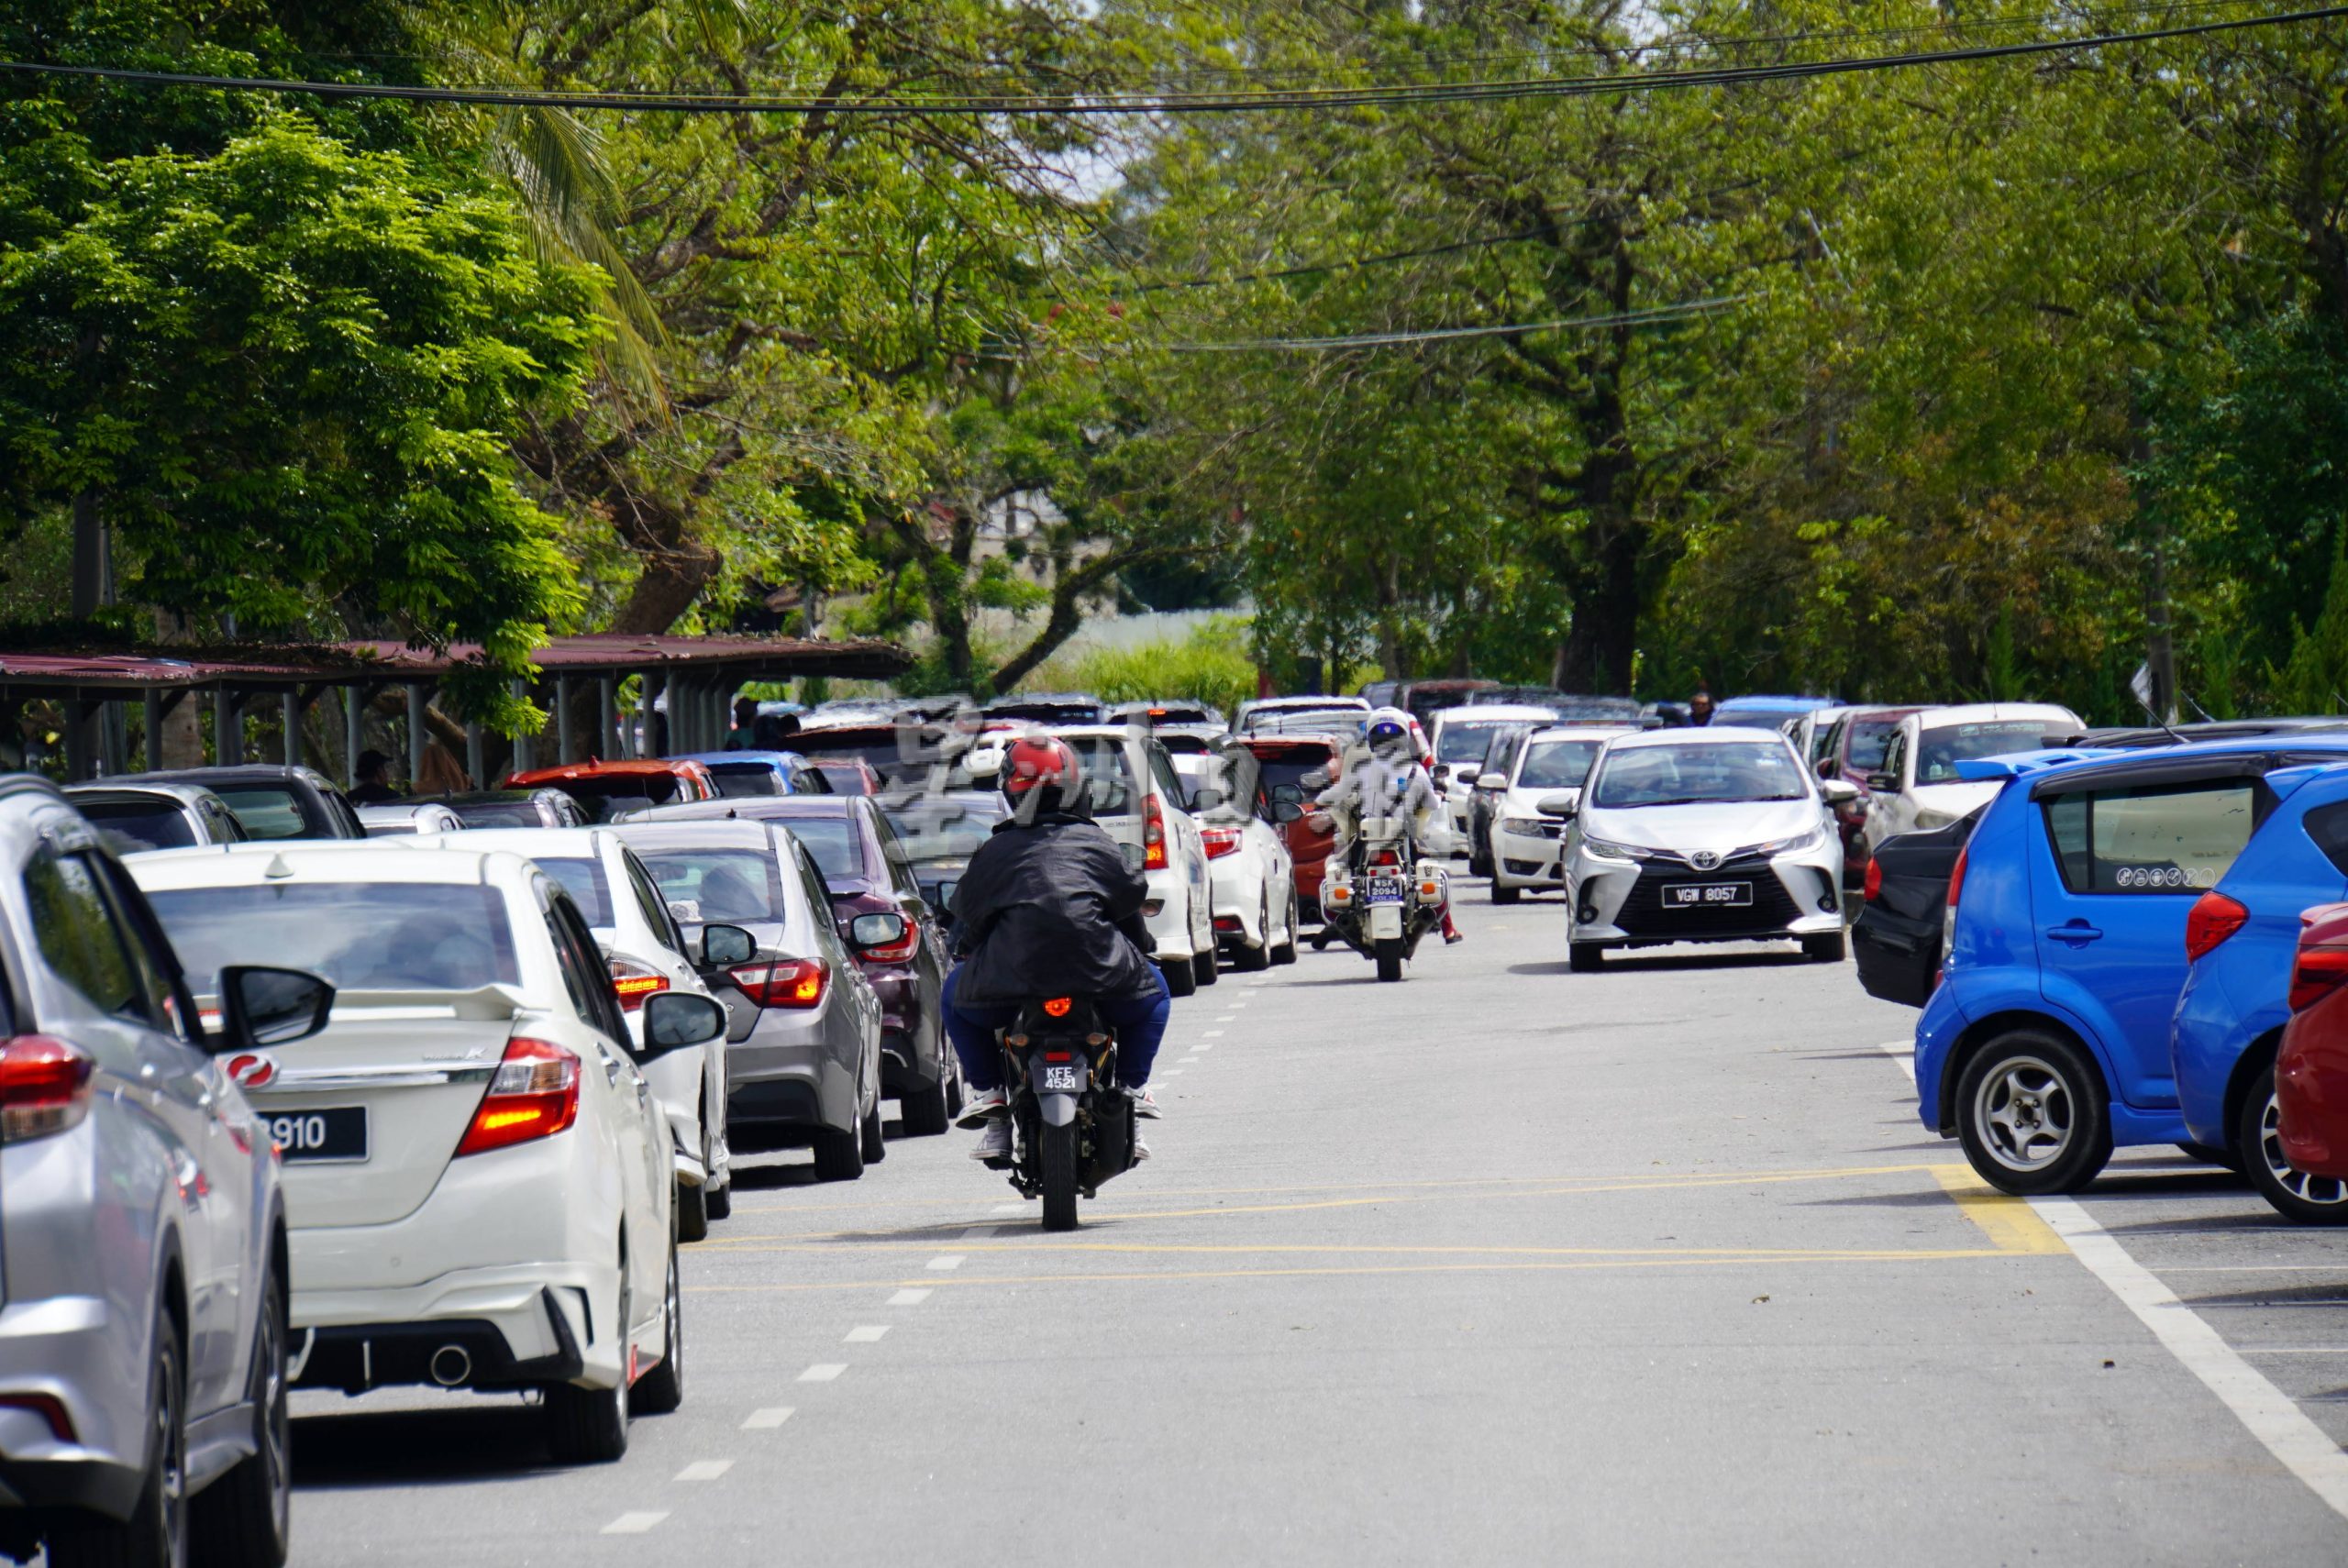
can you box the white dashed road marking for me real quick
[990,1202,1026,1215]
[1202,1030,1225,1038]
[1214,1014,1235,1022]
[1177,1055,1199,1064]
[674,1461,734,1482]
[887,1288,932,1306]
[845,1325,889,1343]
[927,1254,966,1271]
[798,1364,847,1383]
[601,1513,669,1535]
[741,1408,794,1430]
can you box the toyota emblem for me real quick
[225,1054,277,1089]
[1689,850,1721,871]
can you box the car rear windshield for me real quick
[1846,716,1903,771]
[1436,722,1515,763]
[809,759,875,795]
[556,775,689,821]
[211,785,309,839]
[706,763,783,799]
[77,800,197,853]
[1059,737,1141,816]
[790,730,904,772]
[449,801,541,826]
[881,797,1009,862]
[1254,754,1331,809]
[637,849,786,923]
[1916,721,2060,784]
[146,882,520,995]
[774,817,865,881]
[1517,740,1604,790]
[534,857,614,926]
[1590,744,1809,809]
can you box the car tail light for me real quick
[731,957,827,1010]
[2185,891,2250,963]
[455,1037,580,1157]
[0,1036,92,1144]
[1144,793,1168,871]
[1202,824,1242,860]
[1945,845,1968,911]
[857,916,921,965]
[1863,857,1882,903]
[1370,847,1401,867]
[607,957,670,1011]
[2289,945,2348,1012]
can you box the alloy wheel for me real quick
[2257,1092,2348,1208]
[1974,1055,2075,1172]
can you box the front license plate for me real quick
[1040,1065,1080,1091]
[265,1107,368,1163]
[1665,882,1752,909]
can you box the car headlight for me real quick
[1501,817,1555,837]
[1751,825,1832,857]
[1579,835,1645,863]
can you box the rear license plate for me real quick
[1366,877,1407,906]
[1665,882,1752,909]
[1040,1065,1080,1091]
[265,1107,368,1163]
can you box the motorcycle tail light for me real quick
[0,1035,92,1144]
[608,957,670,1011]
[1370,849,1401,867]
[1144,793,1168,871]
[456,1037,580,1157]
[730,957,827,1009]
[1044,997,1073,1017]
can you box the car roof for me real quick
[510,759,710,780]
[126,841,518,889]
[415,825,615,856]
[1244,695,1368,711]
[1972,733,2348,793]
[66,781,222,807]
[605,819,779,849]
[1913,702,2080,730]
[1523,725,1643,742]
[632,796,858,822]
[440,788,573,804]
[106,764,332,788]
[1605,725,1789,751]
[1436,704,1559,723]
[670,750,810,767]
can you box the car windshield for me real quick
[1916,720,2057,783]
[211,785,307,839]
[534,857,613,926]
[706,763,782,799]
[77,800,196,853]
[449,800,542,826]
[637,849,783,923]
[772,817,864,881]
[881,796,1009,863]
[1059,737,1141,816]
[1437,723,1512,763]
[1846,715,1905,771]
[555,775,687,822]
[146,882,520,995]
[1518,740,1604,791]
[1590,744,1810,809]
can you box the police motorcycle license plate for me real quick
[267,1106,369,1162]
[1365,876,1408,907]
[1665,882,1752,910]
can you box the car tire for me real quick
[630,1239,685,1416]
[192,1246,290,1568]
[54,1304,189,1568]
[811,1121,865,1180]
[675,1176,709,1244]
[546,1255,632,1464]
[858,1089,887,1163]
[1270,893,1300,966]
[705,1179,733,1221]
[1161,957,1197,998]
[1568,942,1605,973]
[1955,1030,2113,1196]
[1491,882,1521,906]
[902,1072,951,1136]
[1194,947,1219,987]
[2239,1063,2348,1223]
[1234,896,1273,972]
[1802,932,1847,963]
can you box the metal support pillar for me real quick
[406,685,426,787]
[556,675,574,765]
[62,696,90,781]
[100,700,127,776]
[511,679,535,774]
[465,722,484,789]
[143,690,162,770]
[282,692,300,767]
[344,689,361,785]
[597,678,616,761]
[216,687,239,767]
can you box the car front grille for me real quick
[1614,864,1801,938]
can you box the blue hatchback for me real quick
[672,749,827,799]
[2171,762,2348,1220]
[1915,736,2348,1194]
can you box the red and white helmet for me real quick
[1001,735,1081,808]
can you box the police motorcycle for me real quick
[1312,800,1449,982]
[980,996,1142,1230]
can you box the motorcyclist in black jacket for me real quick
[946,735,1171,1162]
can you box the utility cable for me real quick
[1152,295,1751,351]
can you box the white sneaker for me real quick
[1132,1135,1152,1163]
[956,1085,1007,1131]
[969,1119,1012,1163]
[1127,1085,1163,1121]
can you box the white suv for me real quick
[1049,726,1218,996]
[131,844,718,1463]
[1859,702,2084,855]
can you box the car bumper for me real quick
[1210,863,1269,945]
[0,1297,141,1496]
[291,1266,609,1391]
[1494,826,1566,888]
[1567,849,1844,947]
[1143,867,1200,958]
[729,1021,859,1134]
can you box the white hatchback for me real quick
[1486,727,1620,902]
[129,843,719,1463]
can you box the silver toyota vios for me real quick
[1557,728,1859,972]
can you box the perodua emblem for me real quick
[226,1054,277,1089]
[1689,850,1721,871]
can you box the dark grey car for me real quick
[101,766,364,841]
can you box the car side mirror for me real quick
[1534,790,1580,819]
[700,922,756,966]
[216,966,335,1051]
[849,911,909,951]
[1866,772,1898,793]
[1478,771,1509,790]
[1815,757,1839,779]
[1820,778,1862,806]
[934,878,960,911]
[1299,767,1331,790]
[640,991,726,1056]
[1273,801,1302,824]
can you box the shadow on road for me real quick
[293,1404,559,1489]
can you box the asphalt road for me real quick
[290,882,2348,1565]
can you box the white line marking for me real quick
[601,1513,669,1535]
[797,1364,847,1383]
[741,1407,794,1430]
[1214,1014,1235,1022]
[888,1288,933,1306]
[2032,1196,2348,1521]
[1876,1038,1913,1060]
[674,1460,734,1482]
[990,1202,1026,1215]
[1202,1030,1225,1038]
[958,1225,996,1242]
[927,1254,965,1271]
[1194,1042,1214,1052]
[2240,1346,2348,1354]
[845,1324,889,1343]
[1176,1056,1199,1064]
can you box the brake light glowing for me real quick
[730,957,827,1010]
[2185,891,2250,963]
[1863,857,1882,903]
[1202,824,1242,860]
[1144,793,1168,871]
[0,1036,92,1144]
[608,958,670,1011]
[1044,997,1073,1017]
[454,1037,580,1157]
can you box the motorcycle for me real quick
[982,996,1143,1230]
[1312,812,1448,982]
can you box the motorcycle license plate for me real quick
[1366,878,1407,906]
[266,1106,368,1163]
[1665,882,1751,909]
[1040,1065,1081,1091]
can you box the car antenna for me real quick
[2135,692,2188,745]
[2182,691,2216,723]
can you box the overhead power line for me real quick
[1156,296,1752,352]
[1,5,2342,116]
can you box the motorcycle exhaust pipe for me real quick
[428,1344,472,1387]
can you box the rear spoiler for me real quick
[1952,747,2121,782]
[327,984,529,1021]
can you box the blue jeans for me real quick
[942,964,1169,1092]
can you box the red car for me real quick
[505,757,718,822]
[1236,734,1344,919]
[2276,901,2348,1178]
[1815,705,1931,889]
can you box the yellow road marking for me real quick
[1928,1165,2069,1254]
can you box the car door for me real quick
[2032,769,2265,1108]
[1866,725,1915,849]
[789,839,877,1101]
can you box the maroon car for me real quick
[1816,705,1931,889]
[1237,734,1344,920]
[2278,902,2348,1179]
